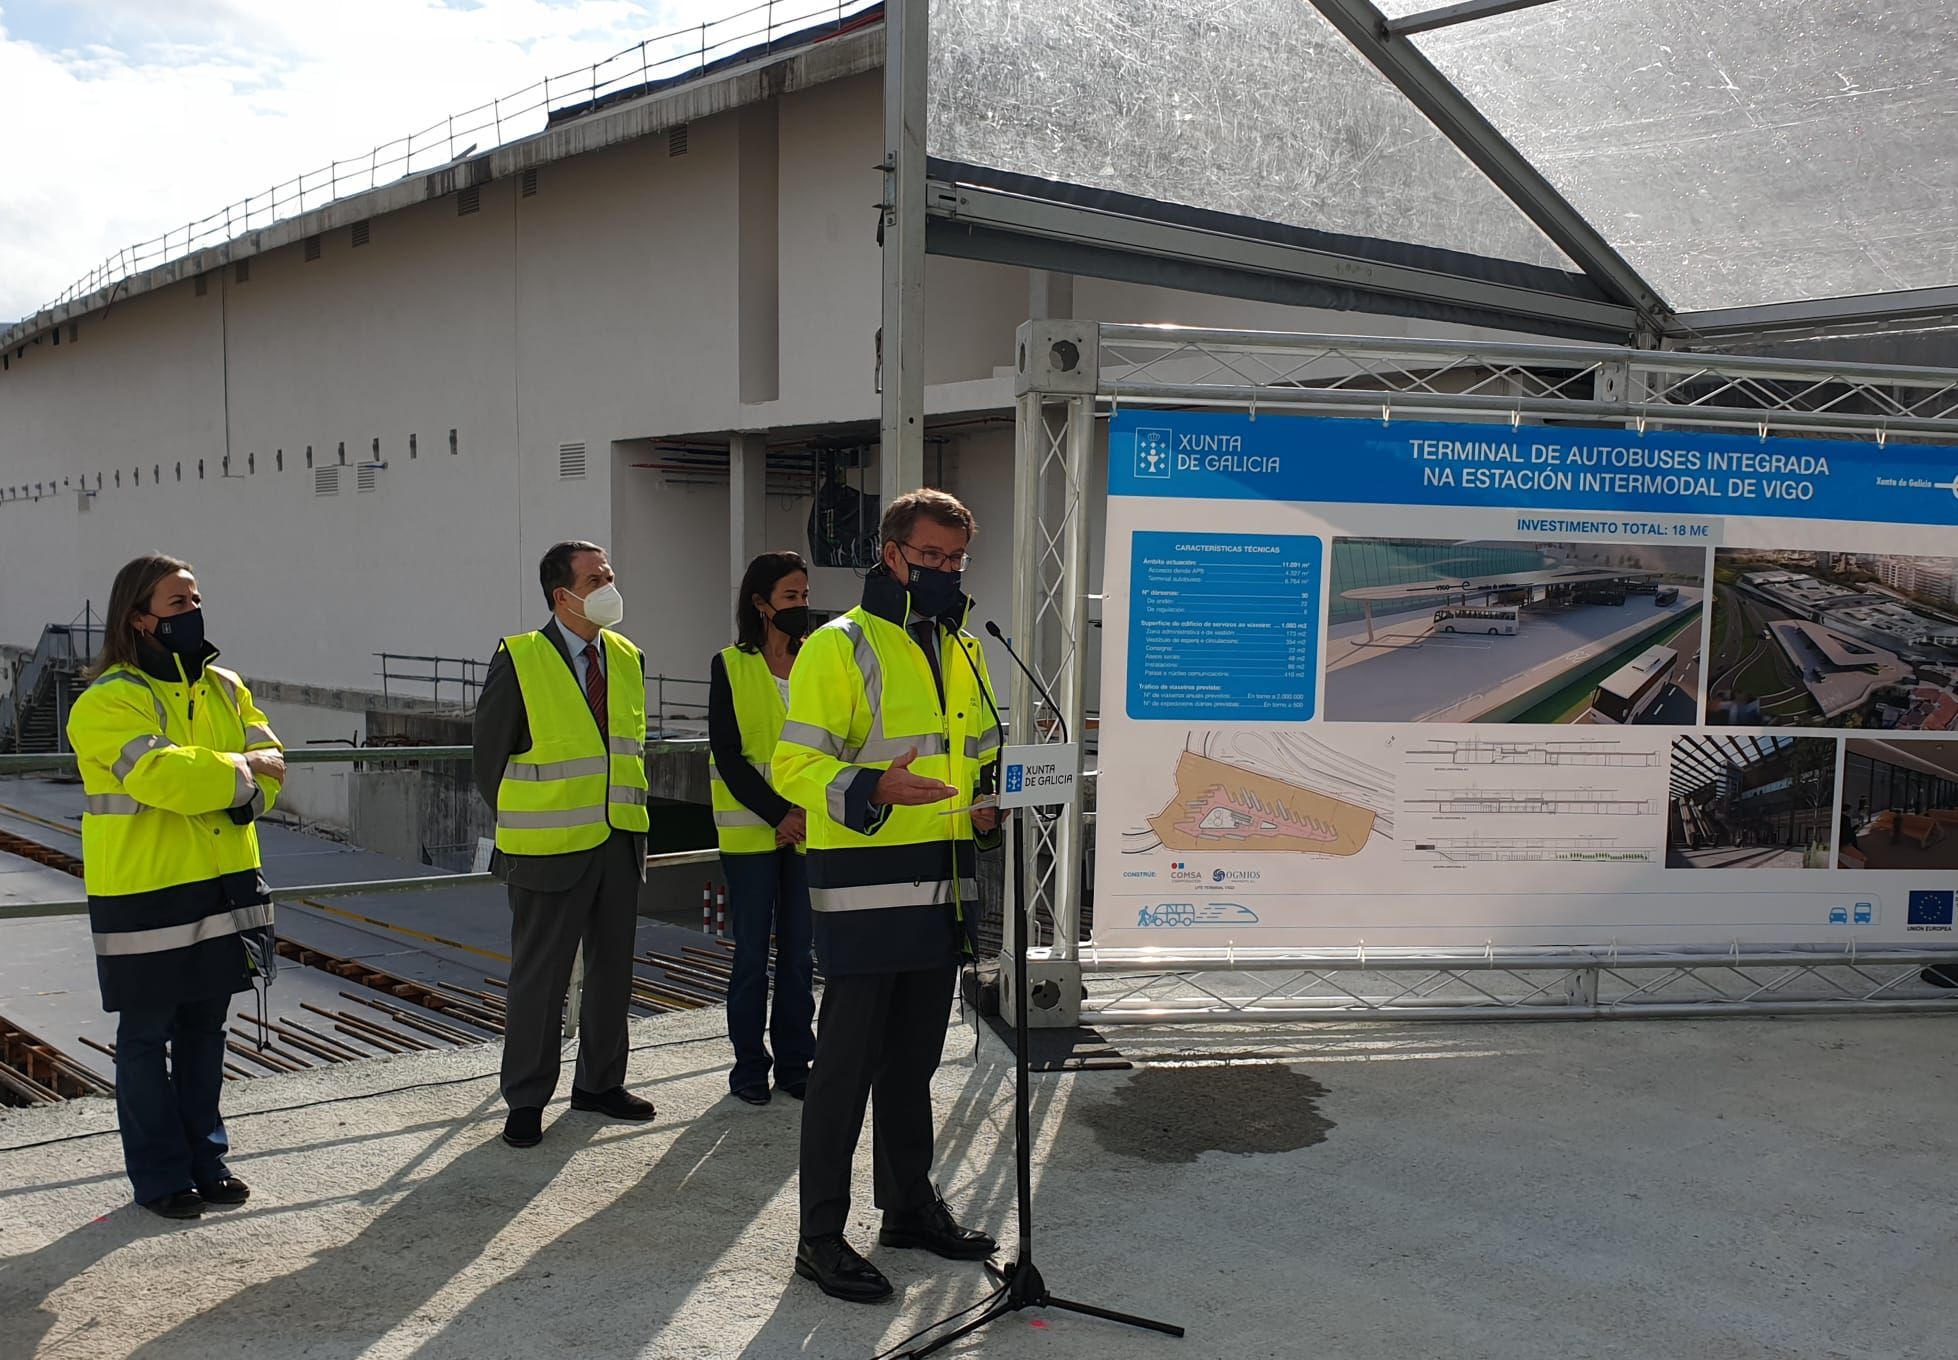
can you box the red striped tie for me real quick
[582,643,607,724]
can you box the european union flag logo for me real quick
[1906,890,1954,926]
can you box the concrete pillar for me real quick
[730,432,767,606]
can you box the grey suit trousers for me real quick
[500,829,643,1110]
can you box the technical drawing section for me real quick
[1405,737,1661,768]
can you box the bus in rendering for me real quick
[1433,606,1520,636]
[1584,646,1680,723]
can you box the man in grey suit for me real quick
[473,540,656,1147]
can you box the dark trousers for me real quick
[724,849,816,1094]
[799,965,956,1240]
[115,995,232,1204]
[501,831,641,1111]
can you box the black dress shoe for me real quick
[503,1107,544,1147]
[794,1234,894,1303]
[196,1177,251,1206]
[569,1086,656,1121]
[879,1197,997,1260]
[776,1079,807,1101]
[733,1085,772,1105]
[140,1190,205,1220]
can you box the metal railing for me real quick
[21,0,878,328]
[375,653,491,707]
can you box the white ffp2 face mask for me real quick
[568,582,625,629]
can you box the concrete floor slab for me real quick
[3,1005,1954,1359]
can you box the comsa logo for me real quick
[1906,890,1954,930]
[1134,428,1174,479]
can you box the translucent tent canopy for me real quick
[925,0,1958,339]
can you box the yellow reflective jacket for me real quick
[773,572,1001,973]
[493,628,650,855]
[65,647,283,1011]
[710,645,790,855]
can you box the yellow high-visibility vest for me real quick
[710,645,789,855]
[494,629,650,855]
[67,659,282,950]
[773,604,1000,914]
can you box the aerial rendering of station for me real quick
[1709,549,1958,728]
[1324,538,1705,724]
[1667,734,1839,871]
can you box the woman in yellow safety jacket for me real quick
[64,554,285,1221]
[707,550,816,1104]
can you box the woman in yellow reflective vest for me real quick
[65,554,285,1220]
[708,550,817,1104]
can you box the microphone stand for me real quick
[900,621,1183,1357]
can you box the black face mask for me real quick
[904,564,965,624]
[148,607,206,658]
[769,605,811,640]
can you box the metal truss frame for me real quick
[1008,319,1958,1024]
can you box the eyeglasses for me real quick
[899,542,973,571]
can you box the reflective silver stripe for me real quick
[91,670,168,728]
[496,807,610,830]
[232,760,254,809]
[825,767,857,825]
[609,736,645,757]
[206,669,241,707]
[854,733,946,763]
[85,793,144,816]
[243,723,279,749]
[94,903,274,958]
[114,734,175,781]
[714,808,770,828]
[966,727,1002,759]
[608,786,649,807]
[502,756,611,782]
[780,720,845,758]
[808,879,978,912]
[832,617,884,717]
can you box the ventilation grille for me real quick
[304,235,322,262]
[313,466,340,497]
[352,221,370,248]
[356,464,379,493]
[457,184,481,216]
[557,442,588,480]
[521,168,538,198]
[669,124,689,156]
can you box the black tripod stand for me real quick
[899,627,1183,1356]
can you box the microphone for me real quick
[984,620,1069,746]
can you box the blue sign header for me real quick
[1111,411,1958,527]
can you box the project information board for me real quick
[1096,410,1958,949]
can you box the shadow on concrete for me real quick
[406,1085,802,1359]
[125,1090,596,1360]
[0,1201,193,1357]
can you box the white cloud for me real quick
[0,0,840,321]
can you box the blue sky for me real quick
[0,0,793,321]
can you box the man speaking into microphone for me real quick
[773,489,1004,1303]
